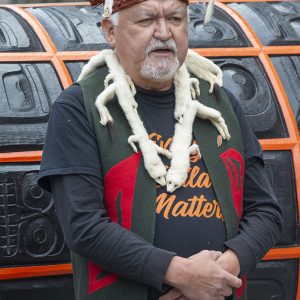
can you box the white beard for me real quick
[140,55,180,81]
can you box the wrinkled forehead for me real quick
[124,0,188,16]
[90,0,188,14]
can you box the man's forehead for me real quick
[129,0,187,15]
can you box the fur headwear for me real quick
[89,0,215,23]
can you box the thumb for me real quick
[159,288,182,300]
[209,250,223,261]
[224,271,242,289]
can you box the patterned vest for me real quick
[73,65,247,300]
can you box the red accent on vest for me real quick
[220,148,245,219]
[220,148,246,298]
[236,275,247,299]
[88,152,142,295]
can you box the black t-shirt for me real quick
[38,83,282,299]
[135,85,226,255]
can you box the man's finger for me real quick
[225,271,242,288]
[159,288,182,300]
[209,250,223,260]
[222,285,233,297]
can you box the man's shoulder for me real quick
[78,64,109,88]
[53,84,88,120]
[55,83,83,106]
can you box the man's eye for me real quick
[138,18,153,24]
[170,17,182,22]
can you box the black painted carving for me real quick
[0,8,42,52]
[0,164,70,266]
[26,6,109,51]
[248,259,298,300]
[229,2,300,46]
[271,55,300,133]
[0,275,75,300]
[65,61,85,82]
[188,4,250,48]
[0,63,62,151]
[263,151,298,246]
[212,57,288,139]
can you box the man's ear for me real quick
[102,18,116,48]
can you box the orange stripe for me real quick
[51,56,73,89]
[258,53,299,141]
[259,139,297,151]
[57,51,100,61]
[8,6,57,54]
[0,53,52,61]
[0,151,42,163]
[264,46,300,55]
[263,247,300,260]
[0,264,72,280]
[297,263,300,300]
[193,48,260,57]
[216,2,262,49]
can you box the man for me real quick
[38,0,283,299]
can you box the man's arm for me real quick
[223,88,283,275]
[224,156,283,275]
[38,85,176,291]
[49,173,176,291]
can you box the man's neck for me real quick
[130,74,174,91]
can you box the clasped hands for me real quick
[160,249,242,300]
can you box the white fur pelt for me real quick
[79,50,171,186]
[77,49,230,192]
[167,63,229,192]
[186,49,222,93]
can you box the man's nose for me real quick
[154,19,172,41]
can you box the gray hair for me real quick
[109,11,119,26]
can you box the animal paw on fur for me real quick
[95,83,115,125]
[174,102,189,123]
[190,78,200,99]
[126,74,137,96]
[194,102,230,140]
[104,73,114,88]
[189,144,201,159]
[154,144,172,160]
[128,135,140,153]
[128,135,170,186]
[211,117,231,140]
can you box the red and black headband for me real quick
[89,0,189,14]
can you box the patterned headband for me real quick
[90,0,214,23]
[90,0,189,16]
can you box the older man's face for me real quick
[102,0,188,90]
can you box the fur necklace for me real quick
[78,49,230,192]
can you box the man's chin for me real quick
[140,55,180,81]
[148,51,176,62]
[141,68,178,81]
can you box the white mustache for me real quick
[145,38,178,56]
